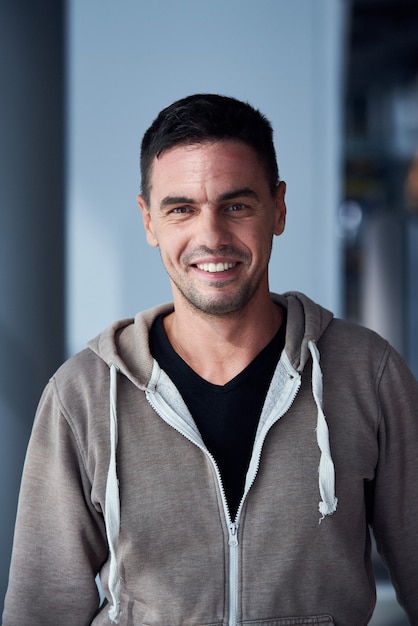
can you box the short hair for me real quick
[140,94,279,202]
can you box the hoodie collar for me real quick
[88,293,333,386]
[272,291,334,373]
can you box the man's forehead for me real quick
[143,139,275,209]
[149,140,262,183]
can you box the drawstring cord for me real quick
[308,340,338,520]
[105,363,121,623]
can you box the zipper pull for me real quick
[228,522,239,546]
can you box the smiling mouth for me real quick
[195,262,237,273]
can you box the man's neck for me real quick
[163,295,284,385]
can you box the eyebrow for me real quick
[160,195,195,209]
[218,187,259,202]
[160,187,259,209]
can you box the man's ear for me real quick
[137,195,159,247]
[273,181,287,236]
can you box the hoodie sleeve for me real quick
[371,344,418,623]
[2,379,109,626]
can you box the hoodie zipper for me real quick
[228,522,239,626]
[145,364,301,626]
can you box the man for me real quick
[3,94,418,625]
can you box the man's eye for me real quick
[171,206,191,214]
[227,203,245,212]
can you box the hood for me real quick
[88,292,333,385]
[88,302,174,388]
[274,291,334,372]
[87,292,336,624]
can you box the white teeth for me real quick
[196,262,236,273]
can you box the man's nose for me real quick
[194,209,232,248]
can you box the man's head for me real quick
[140,94,279,203]
[137,94,286,319]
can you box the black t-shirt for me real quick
[149,311,286,519]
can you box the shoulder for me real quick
[53,347,109,392]
[319,317,391,375]
[46,348,111,430]
[324,317,389,349]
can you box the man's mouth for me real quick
[195,262,237,273]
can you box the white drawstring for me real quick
[105,363,121,623]
[308,340,338,520]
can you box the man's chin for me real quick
[184,291,252,318]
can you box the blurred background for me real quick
[1,0,417,623]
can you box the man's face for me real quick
[138,140,286,317]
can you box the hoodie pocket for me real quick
[243,617,335,626]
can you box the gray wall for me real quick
[67,0,345,355]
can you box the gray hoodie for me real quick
[3,292,418,626]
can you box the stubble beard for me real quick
[174,279,258,317]
[163,246,272,318]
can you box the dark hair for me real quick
[140,94,279,202]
